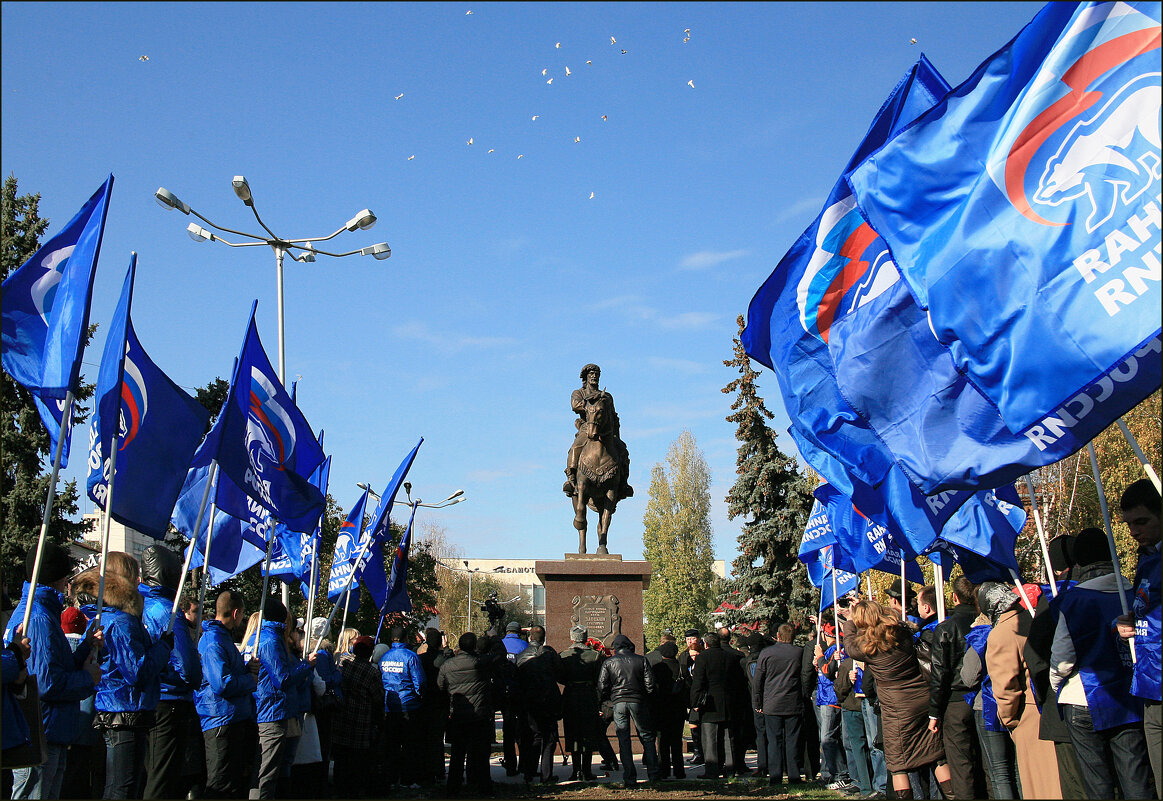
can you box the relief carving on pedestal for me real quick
[570,594,621,646]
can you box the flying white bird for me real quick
[586,60,592,65]
[555,42,561,48]
[532,115,540,120]
[467,137,474,145]
[542,68,548,76]
[547,78,553,84]
[565,66,571,76]
[601,115,607,121]
[589,192,595,199]
[687,79,695,88]
[408,155,415,160]
[620,49,628,54]
[139,55,149,62]
[488,148,495,153]
[517,154,524,159]
[610,35,617,44]
[465,9,473,14]
[573,136,581,143]
[909,37,918,44]
[394,93,404,100]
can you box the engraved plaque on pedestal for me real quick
[570,594,622,645]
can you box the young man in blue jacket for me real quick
[379,625,426,788]
[3,544,101,800]
[139,545,203,800]
[197,589,256,799]
[252,598,315,800]
[72,553,173,800]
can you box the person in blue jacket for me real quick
[252,598,315,800]
[3,544,101,800]
[139,545,203,800]
[197,589,256,799]
[1116,478,1162,799]
[72,552,173,800]
[379,625,426,788]
[2,636,32,753]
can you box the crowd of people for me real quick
[0,478,1158,800]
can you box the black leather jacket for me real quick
[927,603,979,719]
[597,648,656,704]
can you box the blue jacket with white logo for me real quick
[379,642,425,712]
[141,584,202,702]
[195,619,256,731]
[254,621,312,723]
[3,583,96,745]
[1131,544,1161,703]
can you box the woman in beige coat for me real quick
[979,581,1062,800]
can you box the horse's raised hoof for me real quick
[597,545,609,555]
[562,480,575,496]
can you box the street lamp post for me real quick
[157,178,391,608]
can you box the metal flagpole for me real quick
[196,501,219,618]
[934,563,946,622]
[866,572,873,600]
[94,421,125,629]
[373,612,387,643]
[340,590,352,632]
[170,462,218,631]
[900,558,907,621]
[1087,442,1137,663]
[832,568,841,655]
[250,525,279,656]
[1009,570,1036,616]
[1117,418,1162,494]
[21,391,75,637]
[304,536,319,639]
[1024,475,1058,598]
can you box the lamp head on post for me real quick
[232,176,254,206]
[155,187,191,215]
[186,223,213,242]
[360,242,392,260]
[345,209,377,231]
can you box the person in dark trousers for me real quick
[926,575,987,800]
[752,624,810,787]
[333,636,385,799]
[4,544,101,800]
[677,629,704,766]
[648,640,686,779]
[717,626,751,775]
[378,625,425,788]
[691,632,746,779]
[196,590,256,799]
[598,634,660,786]
[139,545,203,801]
[416,627,451,785]
[559,626,603,780]
[499,621,527,776]
[742,631,773,778]
[1116,478,1162,799]
[514,625,563,784]
[799,622,821,782]
[439,632,498,796]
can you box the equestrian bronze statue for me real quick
[563,364,633,554]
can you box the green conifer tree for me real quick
[717,315,816,634]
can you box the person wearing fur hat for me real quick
[1050,527,1154,799]
[138,544,203,800]
[71,552,173,800]
[3,543,101,800]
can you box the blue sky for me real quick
[2,1,1044,567]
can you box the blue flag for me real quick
[2,176,113,465]
[192,302,326,532]
[382,503,419,613]
[265,454,330,586]
[813,482,926,583]
[365,439,424,546]
[327,489,371,601]
[925,485,1028,584]
[86,259,209,537]
[809,545,861,612]
[742,59,953,496]
[174,464,270,586]
[799,497,836,576]
[848,2,1162,435]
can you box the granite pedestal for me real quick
[534,553,653,654]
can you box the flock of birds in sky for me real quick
[132,12,920,201]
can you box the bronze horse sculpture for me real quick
[570,391,625,554]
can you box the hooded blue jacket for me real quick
[2,649,31,750]
[141,584,202,702]
[379,642,425,712]
[195,619,255,731]
[2,583,96,744]
[254,621,312,723]
[95,604,173,715]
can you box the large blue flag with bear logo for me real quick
[848,1,1162,436]
[742,57,953,494]
[86,258,209,537]
[192,302,325,533]
[2,176,113,466]
[813,482,926,583]
[265,453,330,592]
[174,463,269,585]
[327,488,371,600]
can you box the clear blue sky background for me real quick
[2,1,1044,567]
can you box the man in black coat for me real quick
[437,633,495,795]
[514,626,563,784]
[743,631,774,777]
[676,629,704,766]
[753,624,811,786]
[691,632,747,779]
[598,634,660,786]
[927,576,986,800]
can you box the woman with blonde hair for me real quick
[336,628,359,656]
[844,600,952,799]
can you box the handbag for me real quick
[293,713,322,765]
[1,676,47,770]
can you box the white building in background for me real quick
[80,508,155,562]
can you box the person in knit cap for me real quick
[3,543,101,800]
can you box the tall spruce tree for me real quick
[1,176,95,600]
[717,315,816,633]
